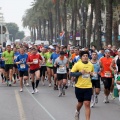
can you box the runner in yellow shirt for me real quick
[71,51,94,120]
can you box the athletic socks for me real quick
[36,80,40,88]
[31,82,35,90]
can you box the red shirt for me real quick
[27,53,42,70]
[100,57,113,78]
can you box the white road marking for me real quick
[15,90,26,120]
[25,87,56,120]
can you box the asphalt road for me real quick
[0,80,120,120]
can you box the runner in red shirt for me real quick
[27,48,42,94]
[100,49,113,103]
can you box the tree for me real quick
[15,31,25,40]
[105,0,113,45]
[6,23,19,41]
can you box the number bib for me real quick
[59,66,65,72]
[93,73,98,78]
[105,71,111,77]
[33,59,38,64]
[82,74,90,79]
[20,64,25,69]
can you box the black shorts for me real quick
[57,73,67,81]
[101,77,112,90]
[75,87,93,102]
[5,64,13,72]
[0,66,5,69]
[47,67,53,69]
[40,66,46,77]
[13,64,17,68]
[53,67,57,74]
[91,80,100,88]
[19,71,28,77]
[30,68,40,74]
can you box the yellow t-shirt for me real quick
[71,60,94,88]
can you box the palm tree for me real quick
[105,0,113,45]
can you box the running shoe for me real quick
[75,110,79,120]
[31,90,35,94]
[20,88,23,92]
[49,83,52,87]
[58,92,62,97]
[9,81,12,86]
[109,93,115,100]
[91,102,95,108]
[95,95,98,104]
[35,88,39,93]
[26,83,29,86]
[62,88,65,95]
[103,96,109,103]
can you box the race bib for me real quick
[105,71,111,77]
[20,64,25,69]
[33,59,38,64]
[93,73,98,78]
[59,66,65,72]
[82,74,90,79]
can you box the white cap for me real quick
[6,40,11,46]
[29,45,32,48]
[49,45,54,49]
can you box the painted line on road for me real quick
[25,87,56,120]
[15,90,26,120]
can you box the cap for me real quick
[49,45,54,49]
[60,51,65,55]
[105,49,110,53]
[44,46,48,49]
[6,40,11,46]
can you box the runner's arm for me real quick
[110,59,117,74]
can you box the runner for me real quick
[50,46,60,90]
[71,51,94,120]
[110,48,120,101]
[16,47,28,92]
[54,51,68,96]
[27,47,42,94]
[13,47,20,83]
[44,45,54,87]
[0,47,5,83]
[40,47,47,86]
[100,49,113,103]
[2,43,14,86]
[90,52,100,107]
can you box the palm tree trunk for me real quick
[113,21,119,47]
[43,19,46,40]
[33,26,36,42]
[95,0,102,50]
[87,0,94,48]
[71,7,74,44]
[63,0,67,45]
[49,11,53,44]
[58,0,61,34]
[38,19,42,40]
[105,0,113,45]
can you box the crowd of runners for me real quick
[0,41,120,120]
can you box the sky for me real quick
[0,0,33,36]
